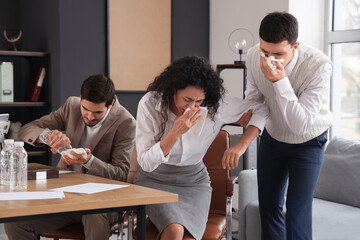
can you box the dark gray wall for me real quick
[18,0,61,108]
[171,0,209,60]
[0,0,20,50]
[1,0,209,118]
[57,0,107,107]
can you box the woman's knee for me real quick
[162,223,185,238]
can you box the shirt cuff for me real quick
[82,154,94,170]
[247,115,266,134]
[154,141,170,163]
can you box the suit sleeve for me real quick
[18,98,70,146]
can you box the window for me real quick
[325,0,360,140]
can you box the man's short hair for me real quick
[80,74,115,107]
[259,11,298,45]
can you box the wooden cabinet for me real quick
[0,50,51,164]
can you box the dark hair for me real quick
[259,11,298,45]
[147,56,225,140]
[80,74,115,107]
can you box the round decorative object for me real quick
[228,28,254,64]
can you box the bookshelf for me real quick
[0,50,51,164]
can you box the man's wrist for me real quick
[82,154,94,169]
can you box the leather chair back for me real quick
[203,129,231,215]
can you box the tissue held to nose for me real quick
[260,52,284,70]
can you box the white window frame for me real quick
[324,0,360,138]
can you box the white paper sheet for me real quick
[0,191,65,201]
[50,183,129,194]
[59,170,75,174]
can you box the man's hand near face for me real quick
[260,56,286,82]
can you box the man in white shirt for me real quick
[243,12,333,240]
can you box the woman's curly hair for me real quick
[147,56,225,140]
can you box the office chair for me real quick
[39,213,127,240]
[135,129,236,240]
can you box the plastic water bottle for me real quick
[39,128,72,154]
[0,139,14,185]
[10,141,28,190]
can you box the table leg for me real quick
[136,205,146,239]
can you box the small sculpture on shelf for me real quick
[3,29,23,51]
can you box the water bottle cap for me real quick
[14,141,24,147]
[4,139,14,144]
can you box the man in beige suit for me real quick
[5,74,136,240]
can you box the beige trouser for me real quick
[4,212,117,240]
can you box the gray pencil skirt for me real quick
[134,162,212,240]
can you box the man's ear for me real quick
[293,42,300,51]
[108,99,115,109]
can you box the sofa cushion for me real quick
[312,198,360,240]
[315,136,360,208]
[245,199,360,240]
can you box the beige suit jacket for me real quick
[19,96,136,181]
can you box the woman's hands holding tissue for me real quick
[160,108,201,157]
[171,108,201,138]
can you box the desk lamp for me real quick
[228,28,254,64]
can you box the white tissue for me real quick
[61,148,87,159]
[260,52,284,70]
[185,107,208,136]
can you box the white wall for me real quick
[289,0,325,49]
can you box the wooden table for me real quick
[0,164,178,239]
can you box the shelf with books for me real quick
[0,50,51,164]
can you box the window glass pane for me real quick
[332,42,360,140]
[333,0,360,31]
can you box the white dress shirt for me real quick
[136,91,269,172]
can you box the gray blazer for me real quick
[19,96,136,181]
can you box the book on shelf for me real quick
[0,62,14,102]
[26,64,45,102]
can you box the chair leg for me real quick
[226,196,233,240]
[127,210,134,240]
[118,211,125,240]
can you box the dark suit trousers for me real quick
[257,129,328,240]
